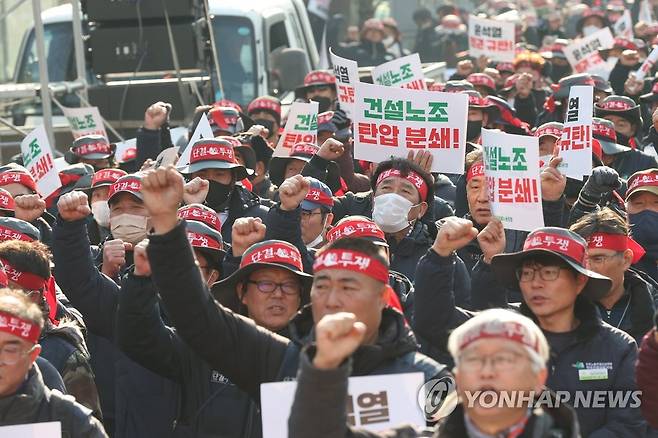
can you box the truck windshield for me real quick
[212,16,257,107]
[16,22,74,83]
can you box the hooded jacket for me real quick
[0,364,107,437]
[288,351,580,438]
[413,250,646,437]
[147,221,450,405]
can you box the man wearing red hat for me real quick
[86,169,127,245]
[247,95,282,146]
[296,70,338,113]
[625,168,658,283]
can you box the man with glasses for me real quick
[287,309,579,437]
[570,207,657,344]
[413,217,646,435]
[0,288,107,436]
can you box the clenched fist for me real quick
[14,194,46,223]
[141,166,185,234]
[317,138,345,161]
[133,239,151,277]
[433,217,479,257]
[144,101,171,130]
[183,177,209,205]
[541,155,566,201]
[231,217,267,257]
[313,312,366,370]
[477,218,506,264]
[57,191,91,222]
[279,175,310,211]
[102,239,132,279]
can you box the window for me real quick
[269,21,289,53]
[16,22,74,83]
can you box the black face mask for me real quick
[253,118,274,132]
[466,120,483,142]
[310,96,333,113]
[205,180,232,209]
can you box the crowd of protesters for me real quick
[2,1,658,437]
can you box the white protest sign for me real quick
[640,0,654,23]
[176,113,214,167]
[20,126,61,198]
[636,45,658,80]
[559,86,593,179]
[0,421,61,437]
[563,28,615,79]
[331,48,359,118]
[273,101,319,158]
[260,372,425,438]
[61,106,108,140]
[482,128,544,232]
[353,82,468,174]
[613,10,633,39]
[371,53,425,90]
[468,15,516,62]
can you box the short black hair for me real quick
[0,240,51,279]
[570,207,627,239]
[371,157,434,203]
[318,237,389,272]
[413,8,433,22]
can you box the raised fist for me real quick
[582,166,621,198]
[477,218,506,264]
[317,138,345,161]
[141,166,185,234]
[144,101,171,130]
[407,150,434,174]
[57,191,91,222]
[183,177,209,205]
[231,217,267,257]
[279,175,310,211]
[102,239,132,279]
[14,194,46,223]
[133,239,151,277]
[313,312,366,370]
[541,155,566,201]
[433,216,479,256]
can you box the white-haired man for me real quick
[288,309,579,437]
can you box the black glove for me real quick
[331,108,351,131]
[582,166,622,198]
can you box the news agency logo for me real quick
[417,376,458,421]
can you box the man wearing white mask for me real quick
[86,169,127,246]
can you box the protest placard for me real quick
[371,53,425,90]
[61,106,108,140]
[273,101,319,158]
[260,372,425,438]
[482,128,544,232]
[176,113,214,167]
[0,421,61,437]
[20,126,61,198]
[636,45,658,80]
[613,10,633,39]
[468,15,516,62]
[563,28,614,79]
[353,82,467,174]
[559,85,593,179]
[331,48,359,118]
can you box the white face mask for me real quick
[305,215,329,249]
[91,201,110,229]
[383,35,394,46]
[583,25,600,36]
[111,213,149,244]
[372,193,416,233]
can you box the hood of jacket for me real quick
[287,305,419,375]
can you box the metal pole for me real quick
[70,0,88,101]
[31,0,55,147]
[203,0,224,99]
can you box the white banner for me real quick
[61,106,108,140]
[353,82,468,174]
[468,15,516,62]
[636,45,658,80]
[563,28,615,79]
[559,86,594,179]
[261,372,425,438]
[176,114,214,168]
[273,101,319,157]
[20,126,61,197]
[371,53,425,90]
[331,48,359,119]
[0,421,61,437]
[482,129,544,232]
[613,10,633,39]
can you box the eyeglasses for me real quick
[301,210,324,220]
[515,266,565,282]
[586,253,623,266]
[247,280,301,296]
[459,351,525,372]
[0,344,37,366]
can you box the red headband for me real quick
[74,142,112,156]
[524,231,586,263]
[466,162,485,182]
[108,178,142,199]
[0,310,40,344]
[376,169,429,202]
[0,226,34,242]
[305,188,334,207]
[627,173,658,193]
[178,206,222,232]
[92,169,126,187]
[0,259,48,291]
[458,320,540,354]
[326,220,386,243]
[313,249,389,283]
[0,172,37,192]
[187,231,222,251]
[190,143,236,164]
[0,192,14,211]
[241,242,303,271]
[587,232,646,264]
